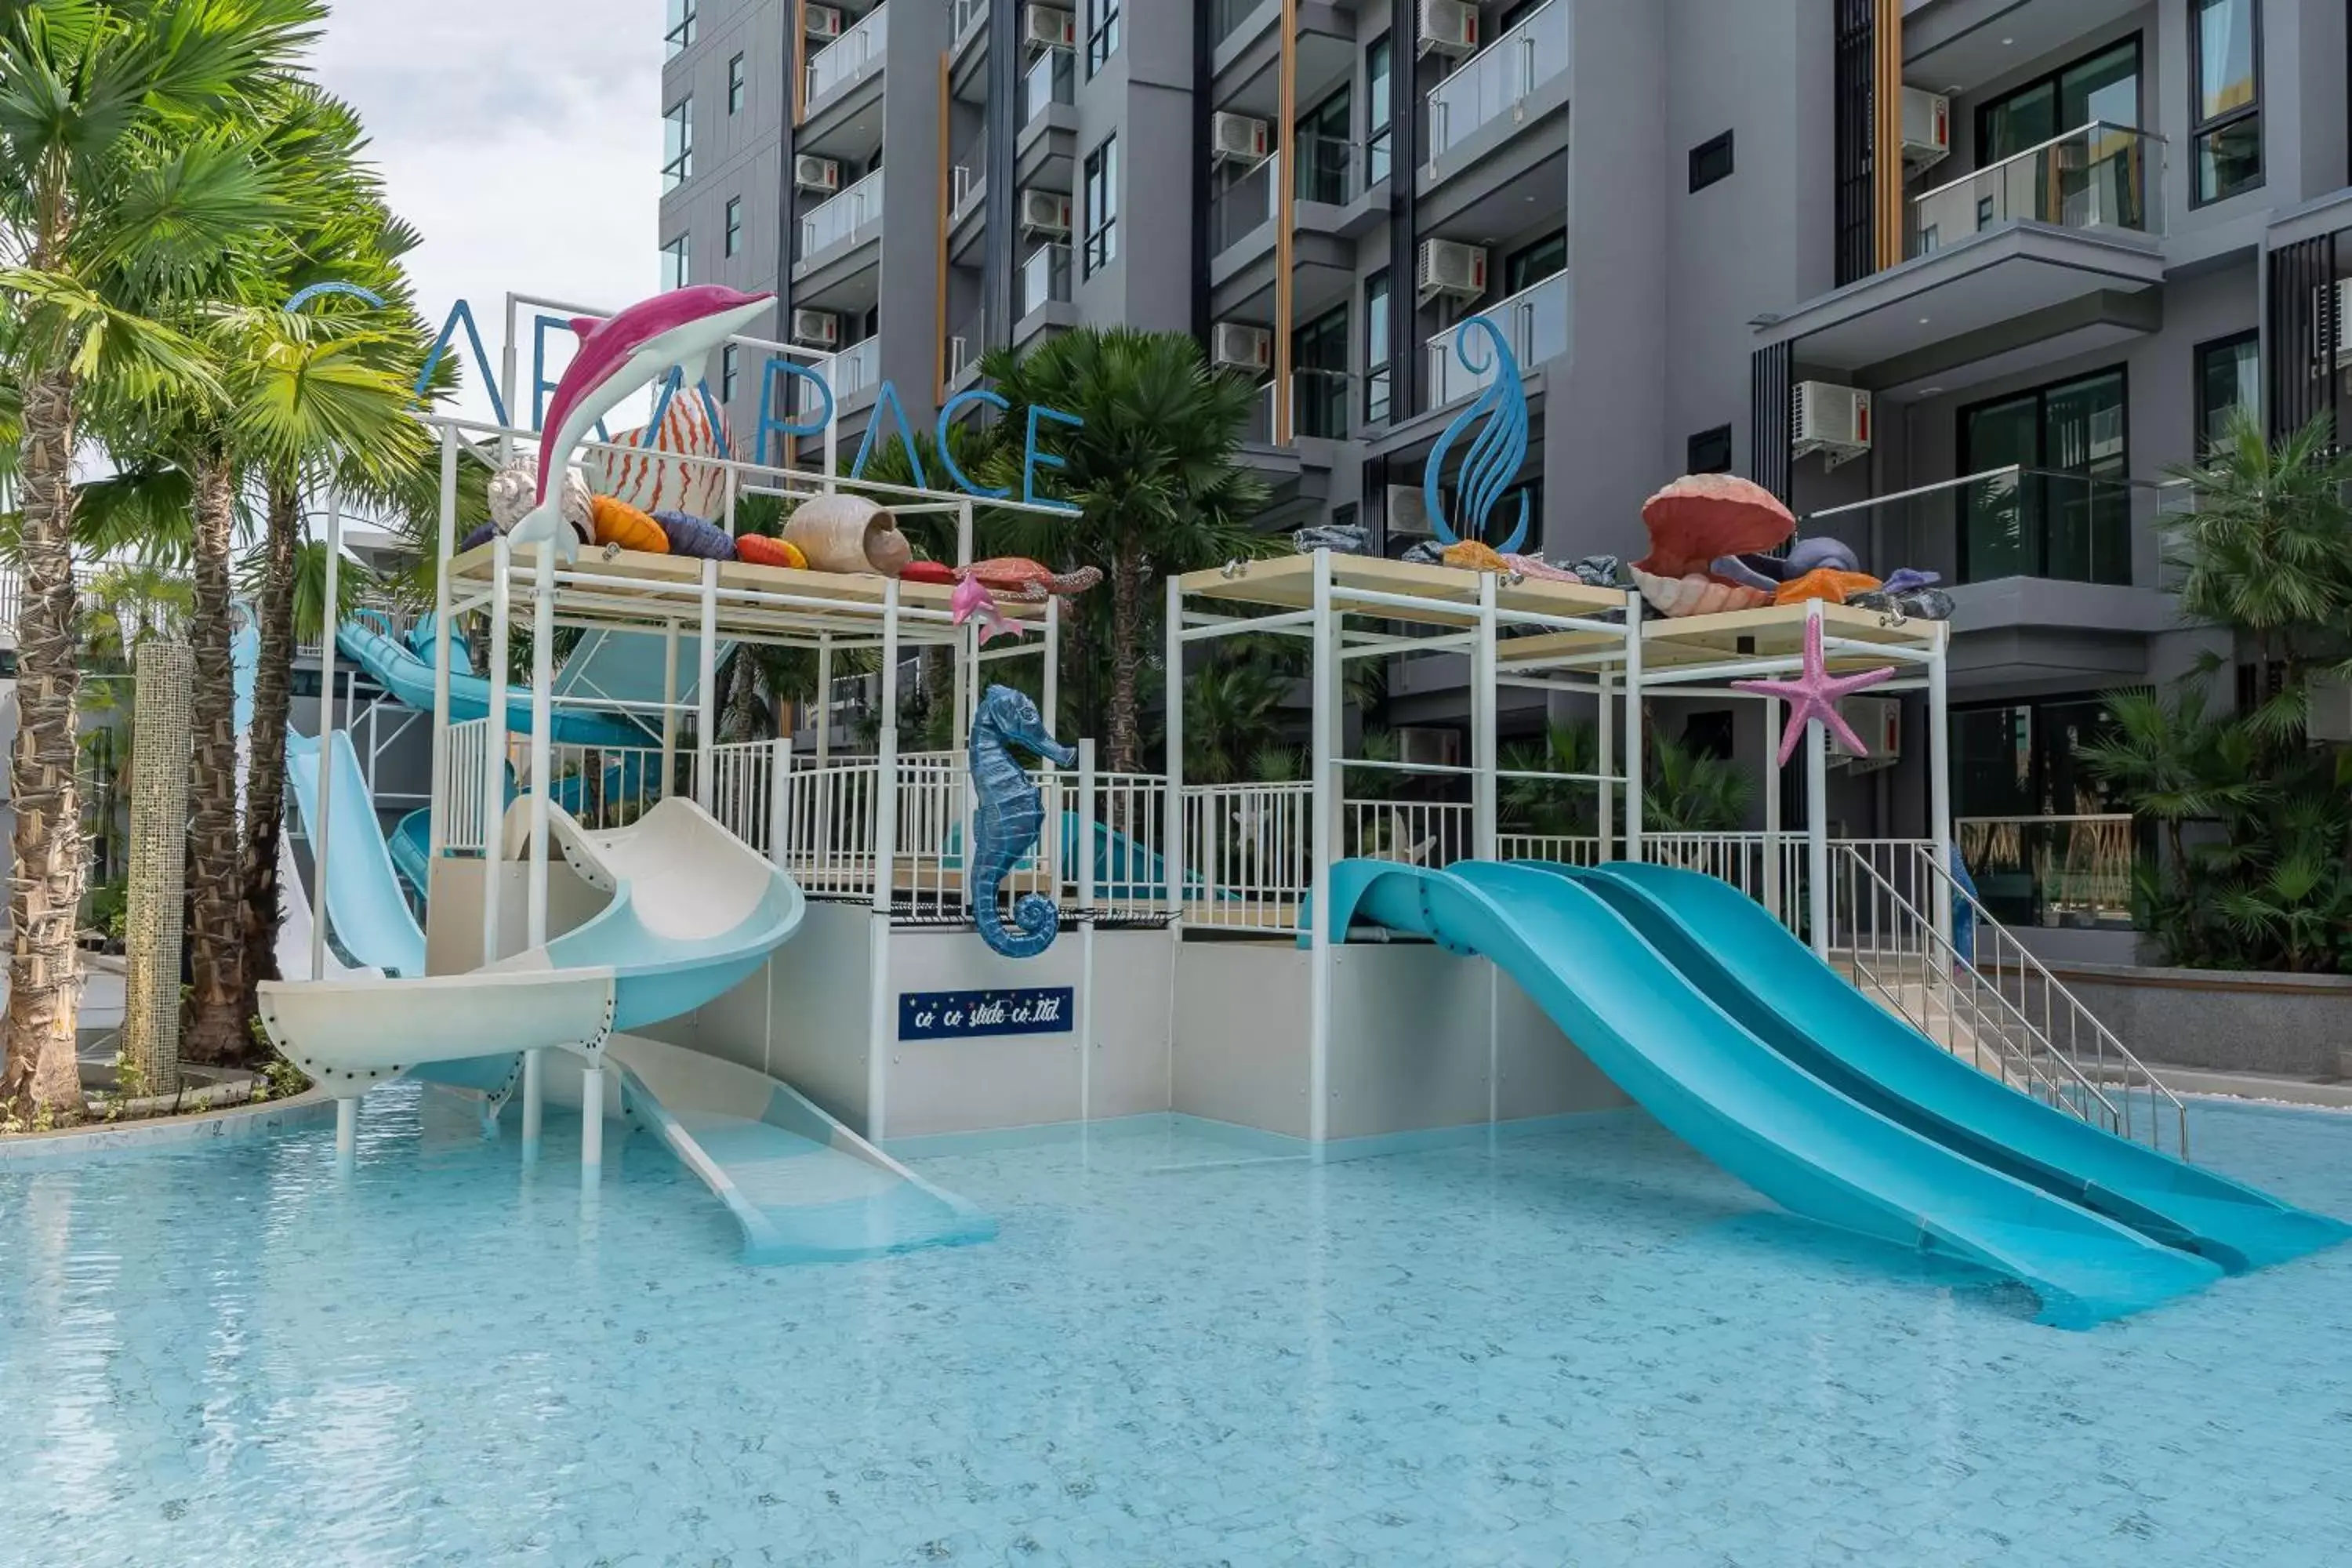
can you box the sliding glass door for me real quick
[1959,368,2130,585]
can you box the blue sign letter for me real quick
[936,389,1011,499]
[851,380,931,489]
[754,357,834,466]
[1024,405,1084,511]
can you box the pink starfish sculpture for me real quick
[1735,613,1896,766]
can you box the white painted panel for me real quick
[1326,943,1497,1140]
[1172,942,1312,1139]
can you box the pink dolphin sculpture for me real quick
[509,285,775,559]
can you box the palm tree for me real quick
[0,0,327,1115]
[977,328,1274,773]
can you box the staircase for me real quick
[1827,845,2189,1158]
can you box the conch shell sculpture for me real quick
[780,493,915,577]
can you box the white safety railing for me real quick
[777,757,883,897]
[299,594,419,659]
[1426,268,1567,408]
[1496,833,1603,866]
[800,168,884,260]
[805,2,887,110]
[1076,768,1169,922]
[703,739,787,856]
[1345,799,1473,869]
[1426,0,1570,162]
[1181,781,1313,934]
[832,336,882,400]
[442,717,492,853]
[434,720,673,851]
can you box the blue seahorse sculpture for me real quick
[968,684,1077,958]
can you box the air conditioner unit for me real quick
[1900,87,1951,171]
[1210,321,1272,372]
[1416,238,1489,305]
[804,4,844,40]
[1018,188,1073,236]
[1022,3,1076,51]
[1397,727,1463,770]
[1830,695,1902,767]
[1417,0,1479,59]
[1210,111,1271,167]
[793,154,842,193]
[790,308,840,348]
[1386,485,1436,539]
[1792,380,1873,471]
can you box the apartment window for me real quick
[721,343,739,403]
[662,99,694,190]
[1958,366,2130,586]
[1297,88,1352,205]
[1504,230,1566,296]
[724,196,743,258]
[1086,0,1120,76]
[1688,130,1734,193]
[1366,36,1393,188]
[661,233,691,292]
[1294,304,1349,441]
[1976,38,2140,164]
[1687,425,1733,474]
[1364,270,1392,425]
[664,0,696,56]
[2190,0,2262,204]
[2195,331,2260,452]
[728,53,747,114]
[1082,136,1119,276]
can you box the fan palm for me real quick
[976,328,1276,773]
[0,0,328,1113]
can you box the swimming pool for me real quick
[2,1093,2345,1566]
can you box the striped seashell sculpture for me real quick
[590,389,734,520]
[487,456,593,544]
[780,492,913,577]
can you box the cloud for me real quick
[310,0,666,426]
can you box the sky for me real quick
[309,0,666,428]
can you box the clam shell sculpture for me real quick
[1636,473,1795,576]
[781,492,914,577]
[1628,567,1772,619]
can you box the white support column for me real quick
[866,581,902,1145]
[659,619,681,795]
[767,738,793,868]
[1597,672,1615,862]
[1076,738,1097,1125]
[481,537,512,967]
[1806,599,1832,961]
[1040,593,1059,739]
[815,635,833,770]
[310,492,343,984]
[521,1046,543,1164]
[498,292,521,466]
[1163,575,1185,922]
[1762,695,1784,924]
[1472,572,1498,862]
[1928,624,1955,953]
[526,543,555,950]
[1307,550,1335,1147]
[335,1097,357,1167]
[579,1063,604,1174]
[1621,590,1645,864]
[429,423,458,859]
[695,560,719,810]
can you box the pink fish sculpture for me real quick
[952,575,1022,647]
[510,285,773,561]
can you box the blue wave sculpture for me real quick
[1423,315,1532,555]
[968,684,1078,958]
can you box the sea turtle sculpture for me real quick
[953,558,1104,602]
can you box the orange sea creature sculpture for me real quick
[1773,567,1882,607]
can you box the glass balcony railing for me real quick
[799,167,883,260]
[806,2,887,111]
[833,336,881,400]
[949,132,986,222]
[1022,48,1073,127]
[946,309,986,383]
[1426,0,1570,162]
[1210,154,1279,256]
[1292,135,1363,207]
[1242,370,1354,445]
[1795,466,2177,590]
[951,0,986,47]
[1018,243,1073,318]
[1958,815,2142,930]
[1425,268,1567,409]
[1212,0,1270,45]
[1908,122,2165,258]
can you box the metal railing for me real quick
[805,2,887,111]
[949,132,987,222]
[1018,243,1072,318]
[946,308,986,384]
[1210,153,1279,255]
[832,336,882,399]
[1212,0,1270,45]
[951,0,987,47]
[442,718,492,853]
[1426,0,1570,163]
[800,167,884,260]
[1908,120,2165,258]
[1797,466,2171,590]
[1181,781,1312,934]
[435,719,673,852]
[1292,134,1364,207]
[1243,368,1355,444]
[1022,46,1073,126]
[1426,268,1568,408]
[297,594,417,659]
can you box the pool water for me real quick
[2,1093,2347,1567]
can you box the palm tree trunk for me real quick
[182,452,246,1064]
[1105,536,1145,775]
[2,365,89,1120]
[238,477,301,1015]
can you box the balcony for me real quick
[1210,155,1278,259]
[1424,0,1569,178]
[949,0,988,100]
[1243,369,1355,446]
[804,3,886,119]
[1207,143,1366,326]
[798,168,882,264]
[948,129,986,261]
[833,336,881,405]
[1014,243,1076,345]
[946,307,986,394]
[1910,123,2163,259]
[1016,48,1076,191]
[1210,1,1354,122]
[1425,269,1567,410]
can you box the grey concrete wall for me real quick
[2051,962,2352,1078]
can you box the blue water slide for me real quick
[334,616,653,749]
[1328,858,2227,1329]
[285,729,429,978]
[1560,861,2350,1273]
